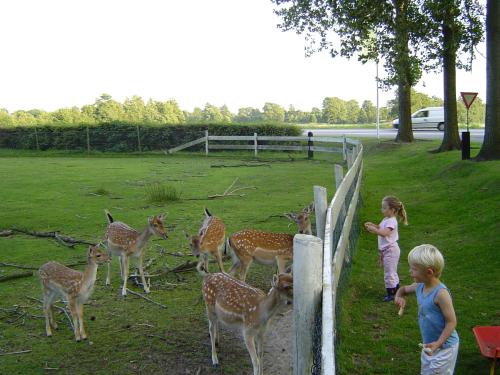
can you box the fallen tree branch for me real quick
[0,230,13,237]
[0,349,32,356]
[208,177,256,199]
[25,296,74,331]
[8,228,95,246]
[210,163,270,168]
[0,271,33,282]
[1,261,86,271]
[125,289,166,309]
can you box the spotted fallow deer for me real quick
[227,203,314,281]
[186,208,226,273]
[104,210,167,296]
[39,244,110,341]
[199,266,293,375]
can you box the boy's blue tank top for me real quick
[416,283,459,348]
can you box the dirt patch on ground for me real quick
[263,305,293,375]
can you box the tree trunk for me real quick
[394,0,414,143]
[437,17,461,152]
[476,0,500,160]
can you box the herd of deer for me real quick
[38,203,314,375]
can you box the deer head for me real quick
[88,243,111,264]
[148,213,168,239]
[272,273,294,303]
[284,202,314,235]
[185,232,202,257]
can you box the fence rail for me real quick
[167,130,360,158]
[293,141,363,375]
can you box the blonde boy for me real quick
[395,244,459,375]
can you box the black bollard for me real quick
[461,131,470,160]
[308,131,313,159]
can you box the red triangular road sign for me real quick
[460,92,478,109]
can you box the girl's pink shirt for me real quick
[378,216,399,250]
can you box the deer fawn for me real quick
[39,244,110,341]
[104,210,167,296]
[199,266,293,375]
[227,203,313,281]
[186,208,226,273]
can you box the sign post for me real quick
[460,92,478,160]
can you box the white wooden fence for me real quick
[167,130,359,157]
[293,141,363,375]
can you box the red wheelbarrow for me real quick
[473,326,500,375]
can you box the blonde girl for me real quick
[364,196,408,301]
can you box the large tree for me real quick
[476,0,500,160]
[273,0,426,142]
[420,0,483,152]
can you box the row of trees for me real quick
[0,91,485,127]
[273,0,499,159]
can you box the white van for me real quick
[392,107,445,131]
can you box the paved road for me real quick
[303,128,484,143]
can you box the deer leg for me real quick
[228,257,240,277]
[207,310,219,367]
[121,255,129,296]
[276,256,287,274]
[256,332,265,375]
[215,248,225,273]
[138,253,150,294]
[68,300,81,341]
[240,260,252,282]
[204,254,209,274]
[106,255,112,286]
[43,289,56,336]
[77,301,87,340]
[47,291,58,330]
[243,331,261,375]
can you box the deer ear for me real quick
[284,213,296,221]
[159,213,167,220]
[305,202,315,214]
[272,274,279,287]
[87,246,94,256]
[148,216,154,224]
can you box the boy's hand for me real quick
[394,295,406,311]
[423,342,440,355]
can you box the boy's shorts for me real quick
[420,343,459,375]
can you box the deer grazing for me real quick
[186,208,226,273]
[199,266,293,375]
[39,244,110,341]
[227,203,313,281]
[104,210,167,296]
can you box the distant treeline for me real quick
[0,90,485,127]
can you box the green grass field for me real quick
[337,141,500,374]
[0,149,342,374]
[0,141,498,375]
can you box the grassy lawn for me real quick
[0,149,342,374]
[337,140,500,374]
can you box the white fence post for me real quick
[205,130,209,156]
[293,234,323,375]
[314,186,328,241]
[254,132,258,157]
[334,164,344,190]
[342,135,347,160]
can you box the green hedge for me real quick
[0,123,301,152]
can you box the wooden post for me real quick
[314,186,328,241]
[342,135,347,160]
[205,130,209,156]
[254,132,258,157]
[335,164,344,189]
[86,126,90,154]
[136,125,142,152]
[293,234,323,375]
[347,149,354,169]
[308,131,314,159]
[34,127,40,151]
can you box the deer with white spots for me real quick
[104,210,167,296]
[39,244,110,341]
[199,265,293,375]
[227,203,313,281]
[186,208,226,273]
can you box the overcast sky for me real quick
[0,0,487,113]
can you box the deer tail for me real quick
[204,208,212,217]
[104,209,114,224]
